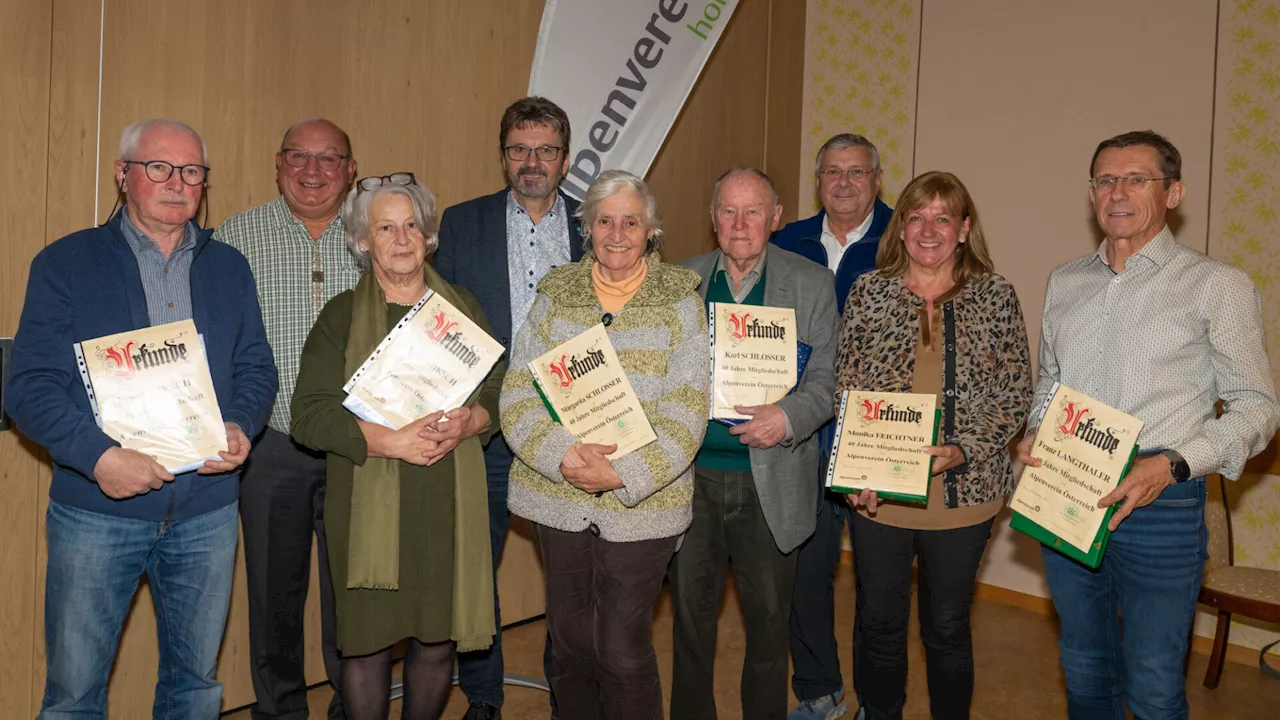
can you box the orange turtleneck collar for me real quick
[591,258,648,313]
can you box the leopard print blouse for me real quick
[835,271,1032,507]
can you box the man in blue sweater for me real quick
[6,118,277,719]
[772,133,891,720]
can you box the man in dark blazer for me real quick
[432,96,585,720]
[672,168,839,720]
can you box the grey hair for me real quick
[814,133,880,173]
[119,119,207,163]
[709,167,779,213]
[576,169,664,256]
[341,180,440,269]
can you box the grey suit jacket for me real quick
[680,246,839,554]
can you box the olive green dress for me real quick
[291,289,502,656]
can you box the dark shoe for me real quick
[462,702,502,720]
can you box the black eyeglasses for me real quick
[281,148,349,171]
[122,160,209,186]
[357,172,416,193]
[503,145,565,162]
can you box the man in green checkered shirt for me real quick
[215,118,362,720]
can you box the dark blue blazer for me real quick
[433,188,586,352]
[770,198,893,314]
[432,187,586,474]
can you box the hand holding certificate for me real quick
[825,390,940,504]
[528,323,657,460]
[1009,383,1142,568]
[75,319,228,474]
[343,290,505,430]
[708,303,797,420]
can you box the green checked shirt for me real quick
[215,197,363,434]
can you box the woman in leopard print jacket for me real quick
[834,171,1031,719]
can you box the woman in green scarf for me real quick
[292,173,503,720]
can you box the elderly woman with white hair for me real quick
[291,173,504,720]
[499,169,709,719]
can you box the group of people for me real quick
[6,92,1278,720]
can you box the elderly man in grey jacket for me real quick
[671,167,840,720]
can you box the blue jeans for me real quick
[1041,478,1207,720]
[40,499,239,719]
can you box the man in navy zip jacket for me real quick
[6,118,276,719]
[773,133,891,720]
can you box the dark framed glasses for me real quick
[357,172,416,193]
[503,145,564,162]
[122,159,209,186]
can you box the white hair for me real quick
[342,181,440,268]
[576,169,664,256]
[118,119,207,162]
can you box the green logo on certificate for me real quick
[617,417,628,429]
[1067,505,1079,518]
[892,463,904,473]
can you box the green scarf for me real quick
[342,262,495,652]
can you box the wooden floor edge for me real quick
[838,549,1263,668]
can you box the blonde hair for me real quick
[876,171,994,282]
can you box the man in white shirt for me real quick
[772,133,893,720]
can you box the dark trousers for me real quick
[670,466,799,720]
[456,442,512,708]
[533,522,675,720]
[848,512,994,720]
[240,427,343,720]
[788,489,848,701]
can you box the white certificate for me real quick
[343,290,505,430]
[708,302,797,420]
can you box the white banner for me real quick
[528,0,740,200]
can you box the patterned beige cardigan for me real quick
[499,255,710,541]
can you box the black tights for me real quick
[341,638,456,720]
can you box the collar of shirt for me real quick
[715,246,767,301]
[270,196,345,240]
[507,189,565,224]
[1091,224,1176,270]
[821,210,875,247]
[120,208,197,255]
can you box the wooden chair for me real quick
[1198,474,1280,687]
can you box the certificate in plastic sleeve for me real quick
[1010,383,1142,568]
[825,390,940,504]
[708,302,797,420]
[528,323,657,460]
[74,319,227,474]
[343,289,505,430]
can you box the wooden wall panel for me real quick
[648,0,772,262]
[5,0,797,713]
[763,0,806,226]
[0,1,52,716]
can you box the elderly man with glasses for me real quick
[432,95,586,720]
[770,133,893,720]
[215,118,362,720]
[6,118,277,718]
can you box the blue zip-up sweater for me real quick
[771,199,892,458]
[770,198,893,313]
[6,211,277,521]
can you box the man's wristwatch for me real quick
[1161,450,1191,483]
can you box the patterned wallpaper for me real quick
[797,0,921,216]
[1207,0,1280,653]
